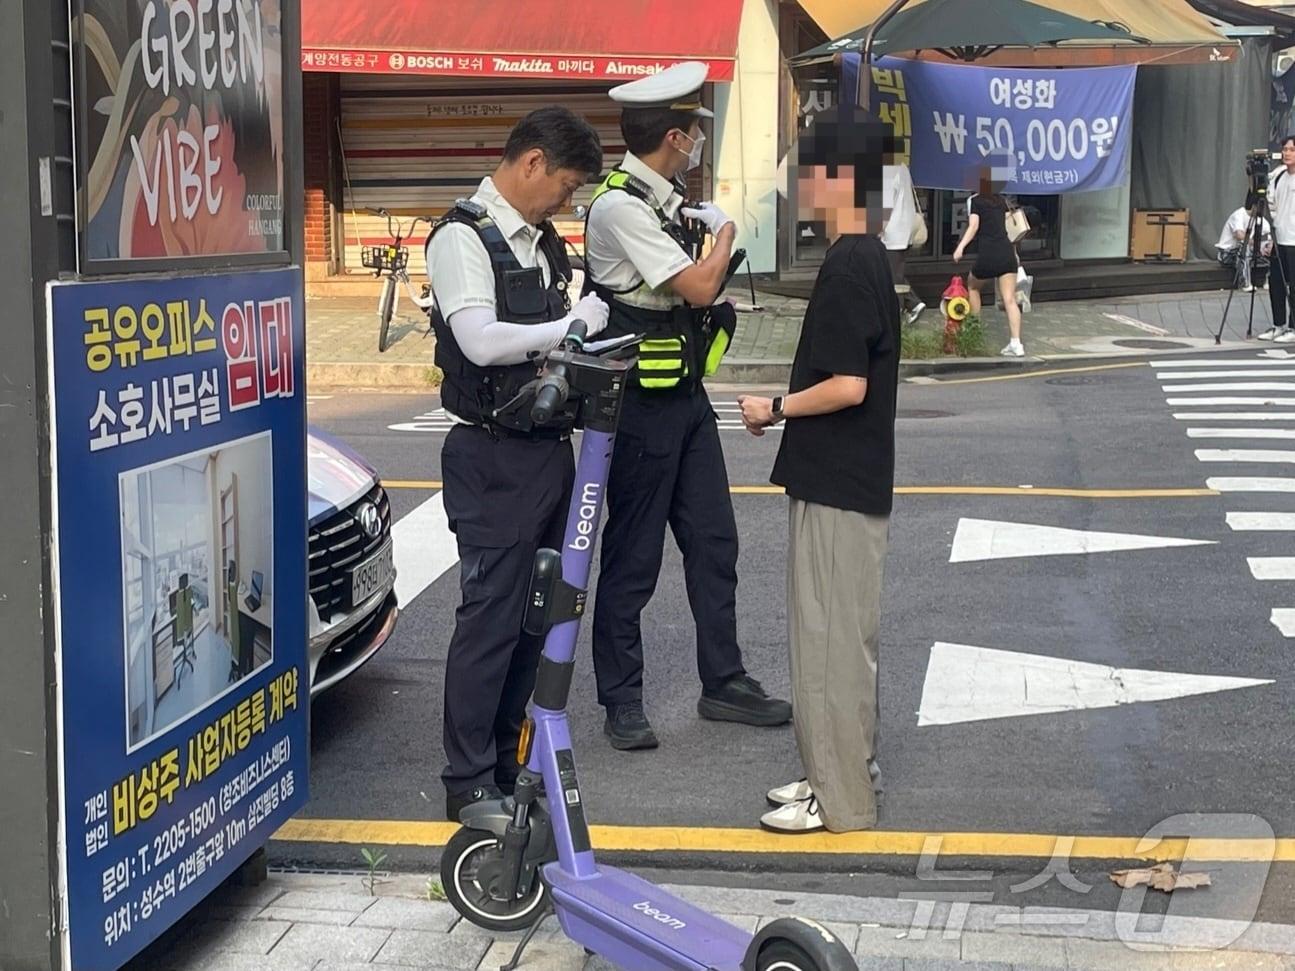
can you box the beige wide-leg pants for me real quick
[787,497,890,832]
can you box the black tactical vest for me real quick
[428,199,572,428]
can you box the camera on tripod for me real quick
[1247,149,1280,194]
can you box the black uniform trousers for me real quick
[592,382,745,707]
[439,423,574,797]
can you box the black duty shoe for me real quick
[698,675,792,727]
[445,784,504,821]
[604,701,660,751]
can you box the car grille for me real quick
[309,483,392,618]
[315,592,397,689]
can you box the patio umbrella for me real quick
[792,0,1147,64]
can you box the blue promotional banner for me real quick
[845,54,1136,193]
[48,268,308,970]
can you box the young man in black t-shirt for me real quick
[739,105,900,833]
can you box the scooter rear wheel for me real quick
[745,917,858,971]
[441,826,550,933]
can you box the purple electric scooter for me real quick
[440,321,858,971]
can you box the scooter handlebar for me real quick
[530,318,587,425]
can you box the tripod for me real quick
[1215,193,1277,344]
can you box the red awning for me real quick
[301,0,744,81]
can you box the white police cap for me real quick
[608,61,713,118]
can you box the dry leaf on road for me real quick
[1109,862,1212,892]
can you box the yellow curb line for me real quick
[272,818,1294,862]
[382,481,1218,500]
[927,361,1150,385]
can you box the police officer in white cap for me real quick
[584,61,792,751]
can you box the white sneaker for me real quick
[1276,329,1295,344]
[767,778,812,807]
[1244,284,1256,292]
[903,302,926,328]
[1258,327,1280,341]
[760,795,825,833]
[1000,340,1025,357]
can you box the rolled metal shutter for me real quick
[337,76,624,280]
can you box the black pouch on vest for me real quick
[502,267,549,318]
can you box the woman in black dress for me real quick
[952,169,1024,356]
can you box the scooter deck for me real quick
[544,862,750,971]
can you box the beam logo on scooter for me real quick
[634,901,687,930]
[569,481,601,552]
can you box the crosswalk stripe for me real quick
[390,493,459,607]
[1167,397,1295,406]
[1173,412,1295,421]
[1206,477,1295,492]
[1161,382,1295,393]
[1270,609,1295,637]
[1187,428,1295,440]
[1152,358,1295,368]
[1249,557,1295,580]
[1196,448,1295,464]
[1157,370,1295,380]
[1226,512,1295,531]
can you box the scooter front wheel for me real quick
[441,826,550,932]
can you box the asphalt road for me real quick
[285,349,1295,922]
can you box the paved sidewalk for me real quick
[304,283,1269,391]
[127,870,1295,971]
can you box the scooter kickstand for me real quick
[499,901,555,971]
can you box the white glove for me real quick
[681,201,734,236]
[568,294,609,339]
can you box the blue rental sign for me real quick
[48,267,308,970]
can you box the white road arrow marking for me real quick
[1261,349,1295,359]
[949,518,1214,564]
[917,642,1272,727]
[391,492,460,607]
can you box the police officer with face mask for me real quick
[426,107,607,819]
[583,63,792,751]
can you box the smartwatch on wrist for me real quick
[771,395,786,422]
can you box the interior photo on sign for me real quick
[120,431,274,749]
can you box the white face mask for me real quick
[675,130,705,171]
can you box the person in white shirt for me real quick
[424,107,608,820]
[1263,136,1295,341]
[1217,193,1272,292]
[880,158,925,326]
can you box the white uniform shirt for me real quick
[584,153,693,311]
[1216,207,1271,251]
[1269,167,1295,246]
[427,176,554,319]
[880,163,916,251]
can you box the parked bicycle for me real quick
[360,207,435,352]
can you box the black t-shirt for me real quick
[770,234,900,515]
[970,194,1009,246]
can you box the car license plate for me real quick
[349,540,393,606]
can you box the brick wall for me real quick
[303,73,336,270]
